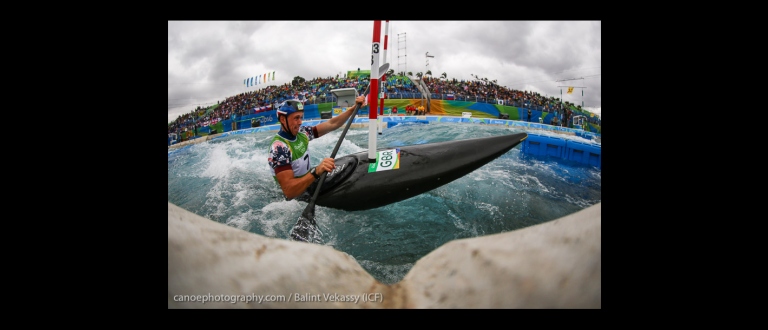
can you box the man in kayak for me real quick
[268,96,366,200]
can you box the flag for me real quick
[264,73,266,83]
[272,71,275,81]
[567,87,574,94]
[244,78,246,86]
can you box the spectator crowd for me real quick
[169,72,600,139]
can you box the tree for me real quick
[416,72,423,78]
[441,72,447,79]
[291,76,305,86]
[387,69,394,76]
[407,71,412,77]
[426,70,432,77]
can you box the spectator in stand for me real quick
[527,108,532,122]
[392,106,397,115]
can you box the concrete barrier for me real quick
[168,202,601,308]
[168,134,220,150]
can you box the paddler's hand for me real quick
[316,157,336,175]
[355,95,367,106]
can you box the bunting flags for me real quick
[567,87,574,94]
[243,71,276,87]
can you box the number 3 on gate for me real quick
[371,44,379,65]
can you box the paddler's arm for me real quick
[276,169,317,200]
[275,157,337,199]
[315,95,366,137]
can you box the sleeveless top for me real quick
[268,126,317,182]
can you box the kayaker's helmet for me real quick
[277,99,304,117]
[277,99,304,133]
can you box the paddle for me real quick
[290,62,390,243]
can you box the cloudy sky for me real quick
[168,21,601,123]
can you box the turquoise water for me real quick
[167,122,602,284]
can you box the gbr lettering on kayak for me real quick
[368,149,401,173]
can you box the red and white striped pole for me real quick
[378,20,389,134]
[368,20,381,161]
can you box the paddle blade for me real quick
[290,206,322,243]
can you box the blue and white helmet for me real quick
[277,99,304,116]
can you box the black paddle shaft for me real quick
[297,63,389,227]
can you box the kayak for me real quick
[299,132,528,211]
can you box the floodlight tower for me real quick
[397,33,407,76]
[426,52,434,77]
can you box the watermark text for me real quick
[173,292,384,304]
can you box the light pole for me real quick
[426,52,434,78]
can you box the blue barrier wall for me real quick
[219,105,378,132]
[521,133,600,169]
[202,115,601,169]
